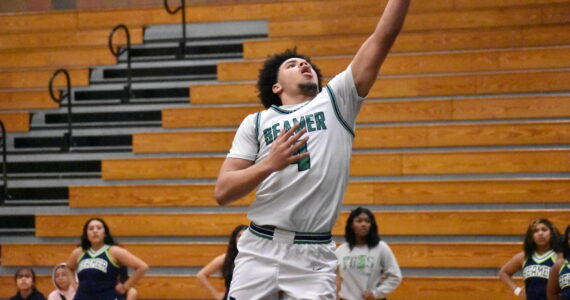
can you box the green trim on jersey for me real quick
[270,101,310,114]
[291,239,332,245]
[255,111,261,137]
[325,85,355,137]
[249,227,332,244]
[255,111,262,151]
[560,260,569,275]
[80,245,120,268]
[105,248,120,268]
[524,250,557,267]
[249,227,274,240]
[86,245,110,258]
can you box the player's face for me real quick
[87,220,106,245]
[352,213,371,238]
[532,223,551,248]
[274,58,318,96]
[15,270,33,291]
[54,267,70,290]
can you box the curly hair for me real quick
[256,49,323,108]
[523,218,561,258]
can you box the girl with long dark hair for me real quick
[197,224,248,300]
[65,218,148,300]
[499,218,562,300]
[335,207,402,300]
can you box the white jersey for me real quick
[228,65,363,232]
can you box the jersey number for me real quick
[292,142,310,171]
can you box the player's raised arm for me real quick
[351,0,410,97]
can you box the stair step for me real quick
[14,135,131,149]
[0,215,34,236]
[118,43,244,62]
[6,160,101,174]
[74,87,189,101]
[144,20,268,43]
[44,111,161,124]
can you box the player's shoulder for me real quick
[234,111,264,133]
[325,66,354,88]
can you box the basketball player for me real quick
[214,0,411,298]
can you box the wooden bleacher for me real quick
[164,94,570,128]
[67,179,570,208]
[267,3,570,37]
[1,0,570,298]
[133,121,570,153]
[2,0,568,34]
[0,242,521,268]
[0,0,378,34]
[34,211,570,237]
[0,90,58,110]
[0,46,115,69]
[0,68,89,89]
[101,149,570,180]
[244,24,570,58]
[0,112,30,132]
[0,275,523,300]
[190,70,570,104]
[218,47,570,80]
[0,28,142,50]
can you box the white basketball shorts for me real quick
[227,223,338,300]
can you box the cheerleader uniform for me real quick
[558,259,570,300]
[74,245,123,300]
[522,250,557,300]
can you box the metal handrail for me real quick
[0,121,9,204]
[48,69,73,152]
[164,0,187,59]
[109,24,134,103]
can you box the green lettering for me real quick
[292,116,306,133]
[305,114,316,132]
[315,112,327,130]
[271,123,281,141]
[263,128,273,145]
[283,120,292,132]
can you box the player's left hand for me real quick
[362,290,375,300]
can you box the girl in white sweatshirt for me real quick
[336,207,402,300]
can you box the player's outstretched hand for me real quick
[266,122,309,172]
